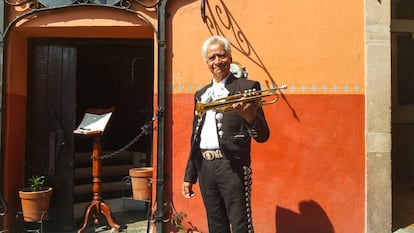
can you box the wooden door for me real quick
[27,42,76,231]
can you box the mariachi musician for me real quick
[181,35,270,233]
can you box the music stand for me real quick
[73,108,120,233]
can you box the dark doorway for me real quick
[392,0,414,231]
[27,38,154,231]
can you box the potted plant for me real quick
[171,211,187,233]
[171,211,202,233]
[18,175,53,222]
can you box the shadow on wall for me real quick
[276,200,335,233]
[202,0,299,122]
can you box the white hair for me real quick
[201,35,232,60]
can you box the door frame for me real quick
[0,4,164,230]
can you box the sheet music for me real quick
[73,112,112,135]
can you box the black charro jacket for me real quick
[184,74,270,184]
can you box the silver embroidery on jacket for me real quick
[243,165,254,233]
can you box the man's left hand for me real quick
[232,99,259,123]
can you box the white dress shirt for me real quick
[199,78,229,150]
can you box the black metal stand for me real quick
[16,210,48,233]
[121,176,152,233]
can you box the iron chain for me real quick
[92,106,164,160]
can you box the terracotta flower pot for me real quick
[19,187,53,222]
[129,167,153,201]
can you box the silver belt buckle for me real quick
[202,150,223,160]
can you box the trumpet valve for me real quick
[243,89,257,97]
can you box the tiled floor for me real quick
[75,210,151,233]
[18,210,151,233]
[72,198,152,233]
[15,198,152,233]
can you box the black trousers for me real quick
[199,158,253,233]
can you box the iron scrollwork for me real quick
[0,0,161,40]
[2,0,160,9]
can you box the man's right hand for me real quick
[181,182,195,198]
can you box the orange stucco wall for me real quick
[1,0,365,232]
[170,94,364,233]
[167,1,364,232]
[169,0,364,94]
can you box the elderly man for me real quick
[182,35,270,233]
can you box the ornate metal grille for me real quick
[3,0,160,8]
[0,0,161,39]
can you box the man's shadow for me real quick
[276,200,335,233]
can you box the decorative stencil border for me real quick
[168,83,363,94]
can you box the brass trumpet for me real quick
[195,84,287,118]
